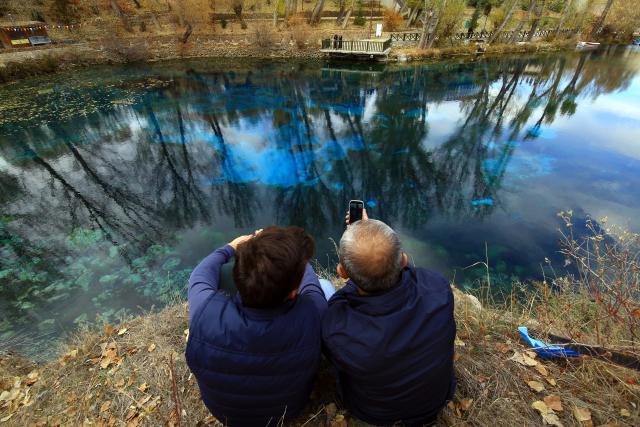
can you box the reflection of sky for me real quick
[2,51,640,356]
[553,77,640,160]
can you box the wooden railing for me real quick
[321,38,392,53]
[390,28,578,43]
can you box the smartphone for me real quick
[348,200,364,224]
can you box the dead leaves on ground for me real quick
[532,400,564,427]
[544,395,563,412]
[511,350,538,367]
[447,398,474,417]
[572,406,592,424]
[0,370,39,421]
[527,380,546,392]
[99,342,122,370]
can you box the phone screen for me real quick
[349,200,364,224]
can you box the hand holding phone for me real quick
[346,200,368,225]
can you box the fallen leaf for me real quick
[528,380,546,392]
[118,328,128,336]
[455,336,466,347]
[573,406,592,422]
[544,395,563,412]
[459,398,473,411]
[532,401,564,427]
[495,342,511,353]
[546,377,557,386]
[620,408,631,417]
[100,400,112,413]
[543,412,564,427]
[24,371,39,386]
[525,350,538,359]
[511,351,538,367]
[184,329,189,342]
[535,364,549,377]
[147,343,156,353]
[104,324,116,336]
[63,349,78,361]
[631,308,640,319]
[0,414,13,422]
[138,383,149,393]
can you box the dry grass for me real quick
[2,280,639,426]
[2,220,638,425]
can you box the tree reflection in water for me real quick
[1,47,639,357]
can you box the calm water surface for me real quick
[1,47,640,357]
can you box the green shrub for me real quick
[547,0,566,13]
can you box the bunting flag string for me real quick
[4,23,83,32]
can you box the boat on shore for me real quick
[576,41,601,50]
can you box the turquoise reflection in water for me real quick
[1,47,640,358]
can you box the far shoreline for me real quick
[0,37,583,85]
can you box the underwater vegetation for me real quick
[1,47,640,356]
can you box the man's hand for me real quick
[345,208,369,225]
[229,229,263,250]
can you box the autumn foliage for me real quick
[383,9,403,32]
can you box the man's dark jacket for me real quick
[186,245,327,427]
[322,266,456,426]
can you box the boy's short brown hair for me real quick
[233,226,314,308]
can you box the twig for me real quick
[169,352,184,427]
[301,406,325,427]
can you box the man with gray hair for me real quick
[322,209,456,426]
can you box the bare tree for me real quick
[232,0,248,29]
[111,0,134,32]
[488,0,518,44]
[590,0,615,38]
[526,0,545,41]
[554,0,573,39]
[309,0,326,25]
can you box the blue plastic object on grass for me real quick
[518,326,581,359]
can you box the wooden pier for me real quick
[320,38,392,61]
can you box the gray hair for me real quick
[339,219,404,292]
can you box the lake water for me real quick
[1,47,640,358]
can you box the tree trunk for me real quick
[284,0,292,21]
[426,0,446,49]
[336,0,346,24]
[590,0,614,39]
[553,0,572,39]
[151,12,162,31]
[180,22,193,43]
[526,0,544,41]
[509,0,536,44]
[111,0,133,32]
[418,0,430,49]
[488,0,517,44]
[341,3,354,28]
[309,0,326,25]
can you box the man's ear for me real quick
[337,263,349,280]
[402,253,408,268]
[287,288,298,301]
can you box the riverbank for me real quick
[1,277,639,426]
[0,34,581,85]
